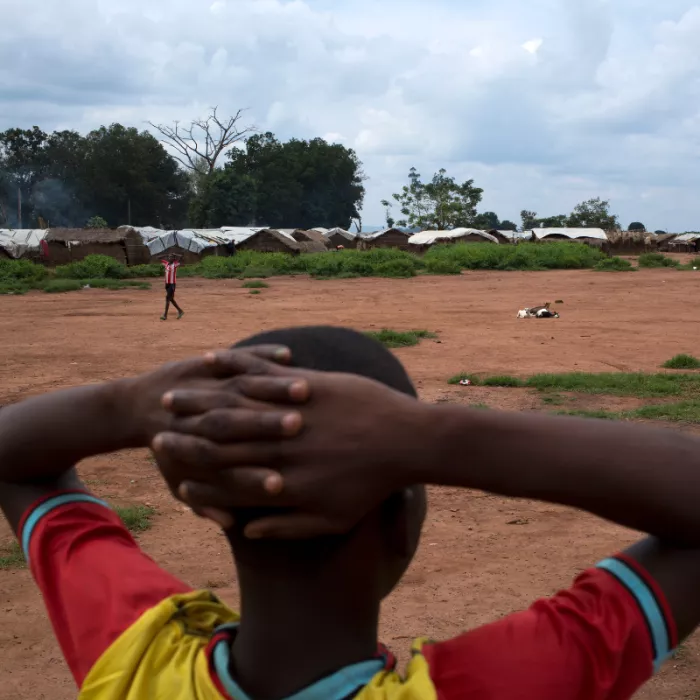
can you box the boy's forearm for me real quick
[421,405,700,544]
[0,381,138,483]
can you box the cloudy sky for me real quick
[2,0,699,231]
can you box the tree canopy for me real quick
[0,125,190,228]
[190,132,365,230]
[385,167,483,230]
[520,198,620,232]
[628,221,646,232]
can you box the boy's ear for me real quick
[381,487,425,558]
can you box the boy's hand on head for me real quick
[118,345,291,449]
[154,370,430,538]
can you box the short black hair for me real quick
[234,326,417,398]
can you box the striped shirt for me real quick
[162,260,180,284]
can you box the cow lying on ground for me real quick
[517,303,559,319]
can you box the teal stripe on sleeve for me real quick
[21,493,110,564]
[597,557,672,672]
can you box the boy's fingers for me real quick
[243,513,342,540]
[173,409,303,441]
[234,376,311,404]
[203,347,289,378]
[162,389,239,415]
[152,432,281,469]
[179,471,285,510]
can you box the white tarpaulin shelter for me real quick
[531,228,608,241]
[0,229,47,258]
[409,228,498,246]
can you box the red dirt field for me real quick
[1,268,699,699]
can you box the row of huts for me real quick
[1,225,698,264]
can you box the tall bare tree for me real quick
[148,107,255,175]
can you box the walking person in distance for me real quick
[160,253,184,321]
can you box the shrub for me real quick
[55,254,129,279]
[242,280,269,289]
[249,289,261,295]
[0,281,32,295]
[0,258,49,284]
[424,241,605,272]
[638,253,679,269]
[423,258,462,275]
[241,265,275,279]
[43,279,83,293]
[128,264,163,278]
[375,259,417,278]
[663,354,700,370]
[594,257,634,272]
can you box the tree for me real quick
[567,197,619,230]
[86,215,108,228]
[191,132,365,229]
[520,210,567,230]
[0,124,191,228]
[388,167,483,230]
[520,210,538,231]
[628,221,646,232]
[149,107,255,175]
[188,168,257,227]
[499,220,517,231]
[80,124,190,228]
[380,199,395,228]
[473,211,500,230]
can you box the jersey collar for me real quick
[209,624,391,700]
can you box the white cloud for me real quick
[1,0,700,230]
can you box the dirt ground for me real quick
[1,268,699,699]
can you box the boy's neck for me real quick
[230,576,380,700]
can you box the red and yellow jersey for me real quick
[19,490,678,700]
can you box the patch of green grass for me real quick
[470,403,491,410]
[555,409,620,420]
[594,257,635,272]
[42,279,83,293]
[241,265,275,279]
[249,289,261,295]
[638,252,679,269]
[113,505,156,533]
[630,400,700,424]
[127,263,163,278]
[662,354,700,370]
[422,258,462,275]
[365,329,437,349]
[525,372,700,398]
[0,541,25,569]
[0,280,32,295]
[242,280,269,289]
[482,375,524,388]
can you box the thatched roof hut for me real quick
[324,227,359,249]
[289,229,328,253]
[0,229,48,260]
[486,229,512,244]
[408,228,499,252]
[357,228,412,250]
[666,233,700,253]
[45,228,129,265]
[656,234,679,252]
[606,230,658,255]
[236,229,301,254]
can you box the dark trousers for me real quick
[164,283,182,316]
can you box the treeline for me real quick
[0,116,365,231]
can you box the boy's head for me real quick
[231,326,427,600]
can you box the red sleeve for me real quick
[18,491,192,686]
[423,563,677,700]
[161,260,168,267]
